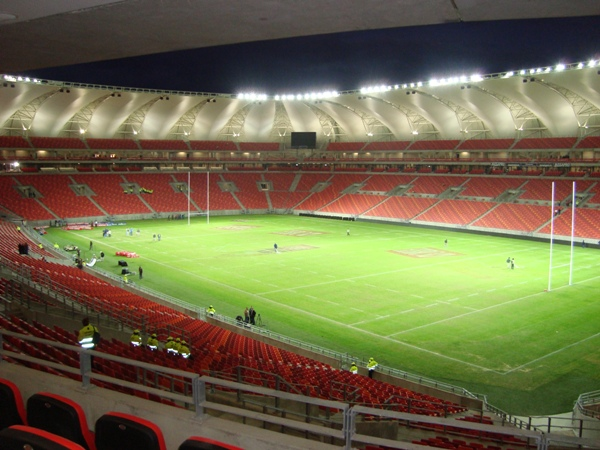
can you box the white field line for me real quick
[72,229,600,375]
[503,332,600,375]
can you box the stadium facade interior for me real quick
[1,2,600,450]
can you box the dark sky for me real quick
[22,16,600,95]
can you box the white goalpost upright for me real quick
[569,181,576,285]
[206,169,210,224]
[187,170,191,226]
[547,181,577,292]
[548,182,555,292]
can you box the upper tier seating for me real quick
[188,141,237,151]
[472,204,550,232]
[512,137,577,149]
[415,199,495,225]
[139,140,188,150]
[363,141,410,151]
[584,182,600,204]
[1,172,599,239]
[460,177,525,198]
[0,176,55,220]
[518,179,593,202]
[72,174,151,215]
[30,137,87,150]
[293,173,331,191]
[408,176,467,195]
[364,197,437,220]
[262,173,310,209]
[407,140,460,151]
[326,142,366,151]
[220,172,269,210]
[0,136,31,148]
[17,175,103,219]
[537,208,600,239]
[238,142,280,151]
[172,173,240,211]
[320,194,387,215]
[85,138,139,150]
[297,174,369,211]
[122,173,195,213]
[576,135,600,149]
[360,174,415,192]
[456,139,514,150]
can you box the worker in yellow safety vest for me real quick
[146,333,159,351]
[179,340,191,359]
[165,336,177,354]
[367,357,378,378]
[130,329,142,347]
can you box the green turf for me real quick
[44,215,600,416]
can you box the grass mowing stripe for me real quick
[46,215,600,415]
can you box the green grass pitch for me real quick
[45,214,600,416]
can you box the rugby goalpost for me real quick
[185,169,211,226]
[547,181,577,291]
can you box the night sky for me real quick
[22,15,600,95]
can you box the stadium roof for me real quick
[0,1,599,145]
[1,0,598,73]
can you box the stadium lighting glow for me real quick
[360,85,390,94]
[2,58,595,103]
[237,92,268,101]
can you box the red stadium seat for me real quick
[94,412,166,450]
[0,425,86,450]
[26,392,96,450]
[0,378,27,429]
[178,436,244,450]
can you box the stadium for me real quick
[0,2,599,449]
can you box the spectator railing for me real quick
[2,330,600,450]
